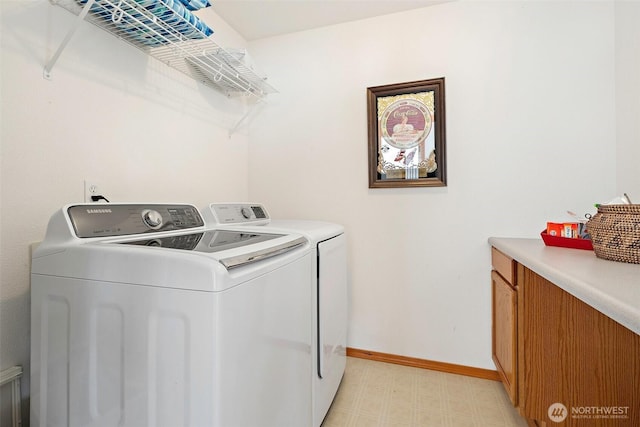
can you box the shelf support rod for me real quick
[44,0,96,80]
[228,99,265,138]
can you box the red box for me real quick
[540,230,593,251]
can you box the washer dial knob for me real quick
[240,207,252,219]
[142,209,163,229]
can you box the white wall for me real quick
[247,1,617,370]
[0,1,250,422]
[615,0,640,197]
[1,0,634,422]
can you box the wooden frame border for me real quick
[367,77,447,188]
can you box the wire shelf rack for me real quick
[46,0,277,99]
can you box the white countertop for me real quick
[488,237,640,336]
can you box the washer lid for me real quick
[116,230,282,251]
[113,230,307,269]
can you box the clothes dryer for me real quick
[31,203,313,427]
[203,203,348,427]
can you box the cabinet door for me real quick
[492,270,517,405]
[519,266,640,426]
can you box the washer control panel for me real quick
[67,204,204,238]
[206,203,270,226]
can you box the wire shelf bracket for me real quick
[44,0,96,79]
[229,98,266,138]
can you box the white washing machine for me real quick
[31,203,313,427]
[203,203,347,427]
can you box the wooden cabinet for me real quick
[491,245,640,426]
[518,265,640,426]
[491,248,517,405]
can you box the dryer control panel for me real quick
[206,203,270,226]
[67,204,204,238]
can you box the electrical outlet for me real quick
[84,180,101,203]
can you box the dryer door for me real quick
[317,234,348,378]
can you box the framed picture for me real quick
[367,78,446,188]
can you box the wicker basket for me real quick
[586,204,640,264]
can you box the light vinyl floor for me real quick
[322,357,529,427]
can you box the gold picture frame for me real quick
[367,78,447,188]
